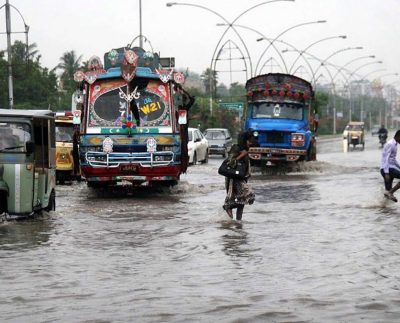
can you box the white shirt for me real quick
[381,138,400,173]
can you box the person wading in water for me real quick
[223,130,256,220]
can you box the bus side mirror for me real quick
[26,141,34,154]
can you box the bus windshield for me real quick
[88,79,171,128]
[251,102,303,120]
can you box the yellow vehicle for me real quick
[343,121,365,150]
[55,112,80,184]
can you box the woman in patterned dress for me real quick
[223,131,255,220]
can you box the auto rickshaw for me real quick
[55,112,81,184]
[0,109,56,220]
[343,121,365,150]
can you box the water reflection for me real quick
[0,215,54,251]
[219,221,248,261]
[254,183,318,204]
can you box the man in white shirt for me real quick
[380,130,400,202]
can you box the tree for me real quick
[0,40,59,109]
[201,68,218,97]
[57,50,83,92]
[57,50,83,109]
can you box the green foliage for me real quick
[0,41,59,109]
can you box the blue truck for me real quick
[244,73,317,166]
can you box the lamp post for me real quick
[358,68,387,122]
[216,23,289,75]
[0,0,29,109]
[166,0,295,116]
[308,46,363,133]
[344,60,383,122]
[367,72,399,127]
[333,55,375,81]
[311,46,363,85]
[255,20,327,75]
[288,35,347,74]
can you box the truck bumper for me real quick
[249,147,306,162]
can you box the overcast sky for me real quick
[4,0,400,87]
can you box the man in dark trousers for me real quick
[380,129,400,202]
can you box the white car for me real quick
[188,127,208,165]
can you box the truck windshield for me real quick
[0,122,31,152]
[251,102,303,120]
[88,79,171,128]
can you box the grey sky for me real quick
[4,0,400,87]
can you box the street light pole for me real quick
[216,23,289,75]
[5,0,13,109]
[255,20,327,75]
[344,60,383,122]
[333,55,375,82]
[311,46,363,85]
[139,0,143,48]
[359,68,387,122]
[166,0,295,116]
[365,72,399,127]
[288,35,347,74]
[0,0,29,109]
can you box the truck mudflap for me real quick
[249,147,306,162]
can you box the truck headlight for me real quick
[291,133,305,147]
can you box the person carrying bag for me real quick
[219,130,256,220]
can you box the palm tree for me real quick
[201,68,218,97]
[57,50,83,91]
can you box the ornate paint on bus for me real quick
[74,46,194,188]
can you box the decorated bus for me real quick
[73,46,194,188]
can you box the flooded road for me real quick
[1,133,400,322]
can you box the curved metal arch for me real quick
[224,24,289,73]
[212,39,249,81]
[266,38,316,80]
[255,20,326,76]
[210,0,295,78]
[292,65,313,80]
[258,56,284,74]
[128,34,154,52]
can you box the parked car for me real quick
[371,124,380,136]
[204,128,233,158]
[188,128,208,165]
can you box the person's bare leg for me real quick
[390,182,400,194]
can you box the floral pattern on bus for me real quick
[88,80,171,128]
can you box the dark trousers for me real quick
[381,168,400,191]
[231,203,244,220]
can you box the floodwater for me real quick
[1,133,400,323]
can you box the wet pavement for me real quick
[1,133,400,322]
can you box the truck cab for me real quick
[244,73,316,166]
